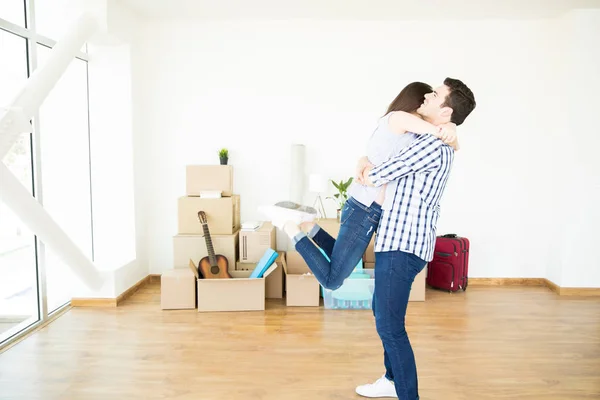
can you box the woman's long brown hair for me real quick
[385,82,433,115]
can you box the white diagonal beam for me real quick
[0,162,103,287]
[0,13,100,158]
[0,12,106,290]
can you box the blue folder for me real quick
[249,248,279,278]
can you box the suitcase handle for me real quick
[441,233,458,238]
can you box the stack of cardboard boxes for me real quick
[161,165,282,312]
[174,165,240,272]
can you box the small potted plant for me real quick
[327,177,353,222]
[218,148,229,165]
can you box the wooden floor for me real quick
[0,283,599,400]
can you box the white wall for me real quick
[73,0,144,298]
[88,42,136,269]
[130,9,599,287]
[557,9,600,288]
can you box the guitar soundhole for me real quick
[211,265,220,275]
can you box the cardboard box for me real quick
[235,262,255,271]
[236,255,284,299]
[283,251,320,307]
[239,222,276,263]
[178,195,240,235]
[190,259,278,312]
[411,267,427,301]
[315,218,340,237]
[161,268,196,310]
[186,165,233,197]
[266,258,284,299]
[173,232,239,269]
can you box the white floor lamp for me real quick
[309,173,327,219]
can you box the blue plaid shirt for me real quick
[368,134,455,262]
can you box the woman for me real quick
[263,82,458,290]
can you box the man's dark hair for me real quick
[442,77,476,125]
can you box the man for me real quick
[354,77,476,400]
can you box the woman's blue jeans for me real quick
[294,196,381,290]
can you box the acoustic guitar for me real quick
[196,211,231,279]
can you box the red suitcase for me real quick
[426,234,470,292]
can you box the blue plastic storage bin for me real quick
[318,249,375,310]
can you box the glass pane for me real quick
[37,44,92,313]
[0,0,26,28]
[0,205,38,343]
[0,29,26,107]
[0,30,38,345]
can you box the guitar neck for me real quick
[202,224,217,266]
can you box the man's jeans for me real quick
[294,196,381,290]
[372,250,427,400]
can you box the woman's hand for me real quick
[437,123,460,151]
[355,156,374,185]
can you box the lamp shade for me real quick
[309,173,326,193]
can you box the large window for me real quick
[0,28,39,344]
[1,0,94,345]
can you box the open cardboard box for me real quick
[283,251,321,307]
[236,258,284,299]
[189,257,278,312]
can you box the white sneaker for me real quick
[258,202,317,230]
[355,374,397,398]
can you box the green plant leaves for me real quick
[329,177,353,210]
